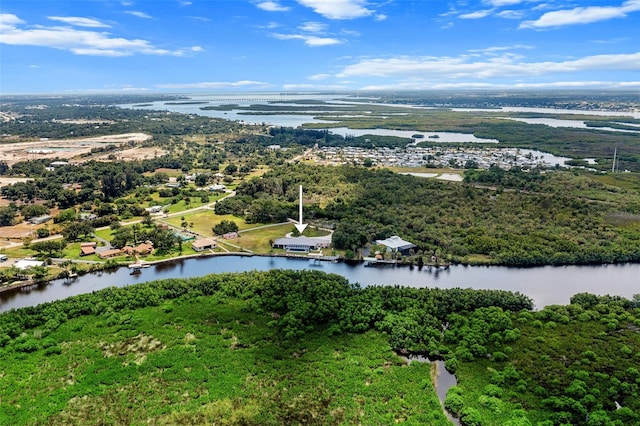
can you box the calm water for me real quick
[1,255,638,312]
[406,355,461,426]
[118,94,640,127]
[503,117,640,134]
[325,127,498,143]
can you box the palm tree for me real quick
[132,223,140,245]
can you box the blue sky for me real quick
[1,0,639,93]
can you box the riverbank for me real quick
[0,250,343,295]
[2,253,639,313]
[2,268,637,425]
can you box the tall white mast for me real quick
[612,147,617,173]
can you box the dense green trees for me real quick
[212,220,238,235]
[28,239,66,257]
[0,270,637,424]
[61,222,94,241]
[109,223,179,253]
[215,163,640,266]
[0,205,18,226]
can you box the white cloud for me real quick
[179,1,193,5]
[496,10,524,19]
[336,51,640,79]
[460,9,493,19]
[256,1,290,12]
[375,14,387,21]
[283,83,350,90]
[592,37,629,44]
[260,21,281,29]
[358,80,640,91]
[340,29,360,36]
[298,21,327,33]
[0,14,199,57]
[272,33,343,46]
[71,85,151,93]
[48,16,111,28]
[468,44,533,54]
[309,73,332,80]
[105,84,150,91]
[156,80,270,89]
[483,0,528,6]
[125,11,153,19]
[0,13,25,31]
[296,0,374,19]
[521,0,640,28]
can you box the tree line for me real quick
[215,163,640,266]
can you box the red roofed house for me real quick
[122,242,154,256]
[80,242,97,256]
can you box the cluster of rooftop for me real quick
[316,146,562,170]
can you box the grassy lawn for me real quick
[462,254,494,264]
[161,212,257,236]
[162,210,218,236]
[226,223,293,253]
[226,224,331,254]
[162,197,210,214]
[0,245,38,260]
[93,219,331,255]
[162,212,281,237]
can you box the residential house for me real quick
[191,237,217,252]
[99,249,123,259]
[122,242,154,256]
[375,235,417,256]
[80,241,97,256]
[14,258,45,270]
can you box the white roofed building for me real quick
[376,235,417,255]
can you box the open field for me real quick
[0,133,153,165]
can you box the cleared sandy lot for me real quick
[0,177,30,186]
[0,133,153,165]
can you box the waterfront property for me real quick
[272,236,331,252]
[14,258,45,270]
[99,248,123,259]
[191,237,217,252]
[376,235,417,255]
[174,231,196,242]
[122,242,154,256]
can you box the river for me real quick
[1,255,638,313]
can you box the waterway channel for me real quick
[405,355,461,426]
[1,255,638,313]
